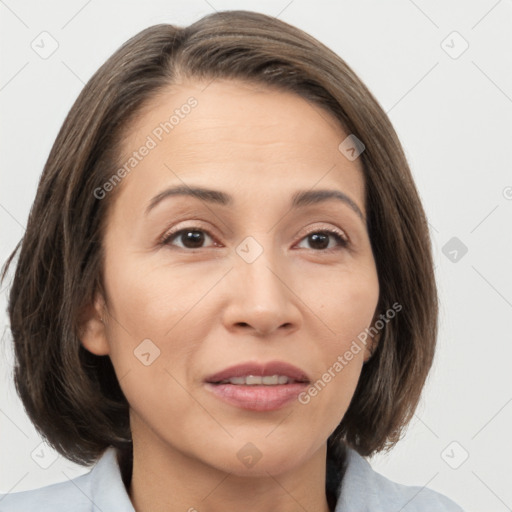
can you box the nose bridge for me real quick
[239,245,283,302]
[223,235,300,335]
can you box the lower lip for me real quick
[205,382,308,411]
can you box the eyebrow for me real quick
[145,185,365,220]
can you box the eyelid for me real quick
[294,223,349,244]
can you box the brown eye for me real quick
[162,228,216,249]
[296,230,348,251]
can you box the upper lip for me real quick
[205,361,310,384]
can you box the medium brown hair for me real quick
[1,10,437,467]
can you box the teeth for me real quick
[246,375,262,385]
[219,374,293,385]
[228,377,246,385]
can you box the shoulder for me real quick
[0,447,135,512]
[335,447,465,512]
[0,471,93,511]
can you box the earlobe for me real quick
[77,294,110,356]
[363,332,380,363]
[364,312,382,363]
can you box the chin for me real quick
[200,438,319,478]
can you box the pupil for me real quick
[183,231,204,248]
[310,233,328,249]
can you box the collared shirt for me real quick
[0,446,464,511]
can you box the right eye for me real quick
[160,227,220,250]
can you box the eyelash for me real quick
[159,226,349,252]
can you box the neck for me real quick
[126,436,332,512]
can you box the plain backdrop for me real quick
[1,1,511,511]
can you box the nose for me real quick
[221,248,302,337]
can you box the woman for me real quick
[0,10,464,511]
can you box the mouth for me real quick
[214,375,304,385]
[204,361,310,412]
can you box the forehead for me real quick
[113,79,366,214]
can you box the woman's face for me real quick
[82,79,380,476]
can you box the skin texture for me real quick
[80,79,381,512]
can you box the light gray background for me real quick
[1,1,511,511]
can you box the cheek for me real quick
[100,256,225,407]
[298,264,379,414]
[100,265,203,439]
[102,253,225,342]
[309,262,379,350]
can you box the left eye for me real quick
[295,230,348,251]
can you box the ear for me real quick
[77,293,110,356]
[363,311,382,363]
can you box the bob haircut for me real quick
[2,10,437,469]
